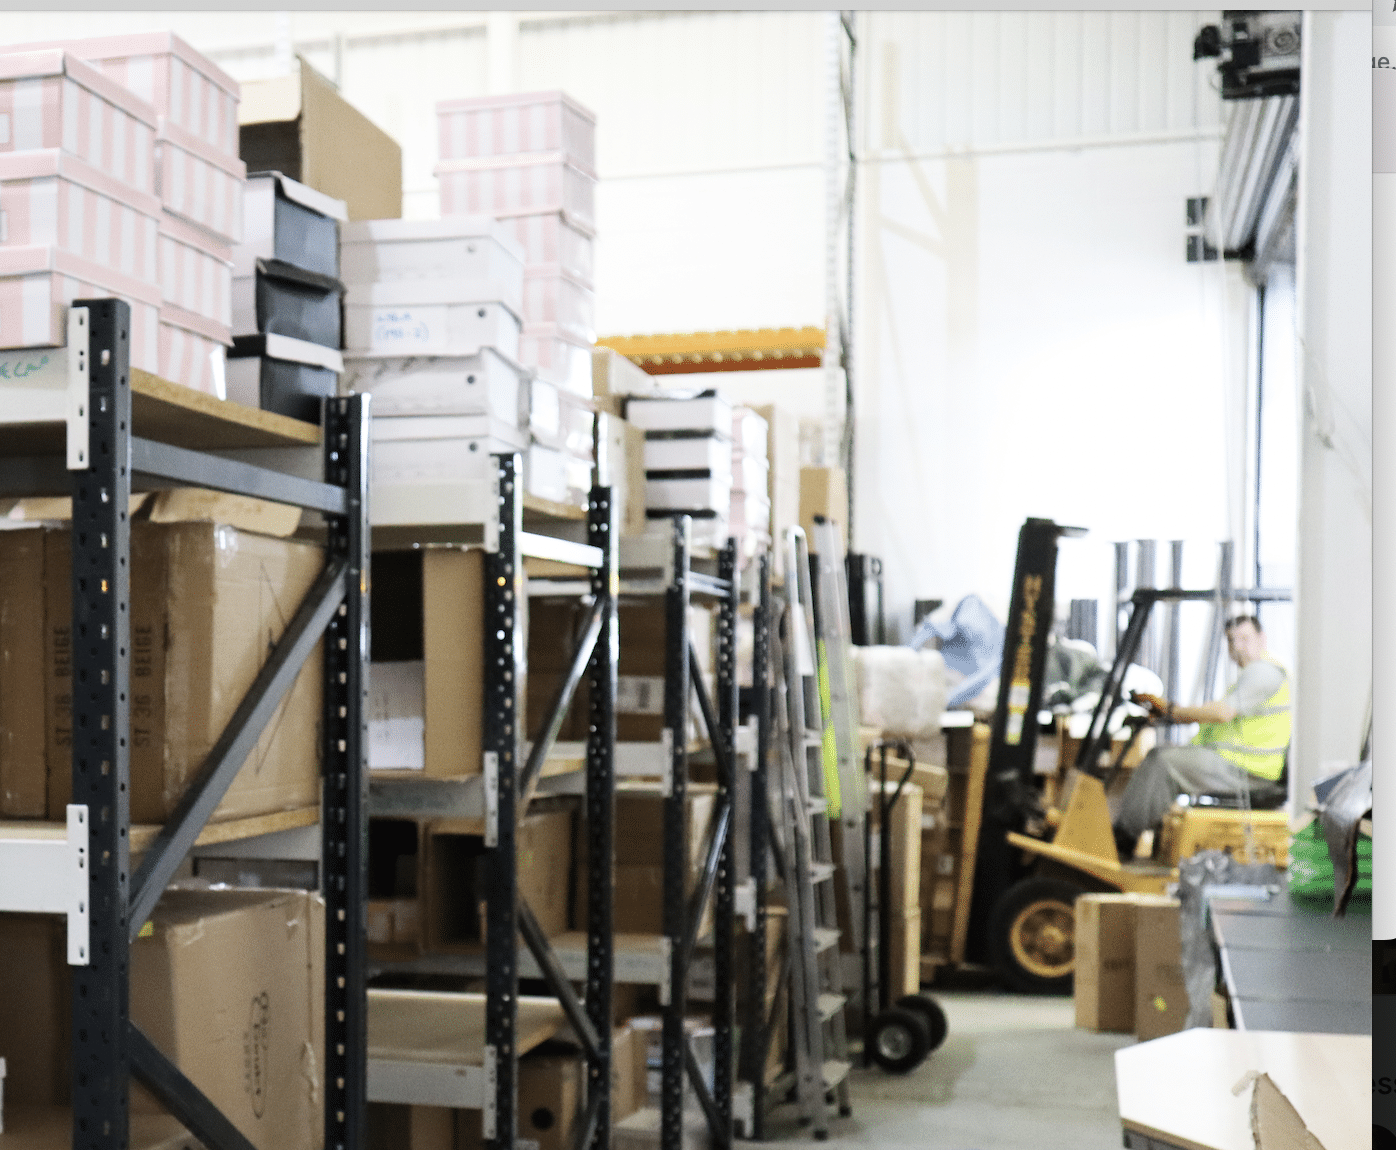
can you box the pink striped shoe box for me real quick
[0,149,159,281]
[158,302,229,396]
[498,211,594,286]
[12,32,242,160]
[0,49,157,194]
[154,117,245,246]
[437,91,595,171]
[437,151,596,234]
[0,243,159,370]
[158,209,231,329]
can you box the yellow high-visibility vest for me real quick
[1192,654,1291,781]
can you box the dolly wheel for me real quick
[895,994,948,1052]
[988,876,1084,994]
[868,1007,931,1074]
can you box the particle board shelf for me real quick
[0,807,320,857]
[367,989,567,1110]
[0,357,321,456]
[1114,1029,1368,1150]
[523,493,587,522]
[368,932,681,987]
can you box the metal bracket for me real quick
[0,805,89,964]
[485,472,501,554]
[482,751,500,848]
[657,936,674,1006]
[659,727,674,798]
[65,307,90,469]
[734,878,756,933]
[482,1044,498,1139]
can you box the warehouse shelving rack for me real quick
[363,454,619,1150]
[0,298,370,1150]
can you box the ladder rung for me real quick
[809,862,835,883]
[813,927,840,954]
[822,1059,853,1089]
[807,797,828,815]
[817,993,845,1022]
[804,733,824,748]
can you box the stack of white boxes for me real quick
[0,34,244,396]
[436,91,598,506]
[730,406,772,562]
[226,172,346,421]
[627,393,734,550]
[337,215,538,508]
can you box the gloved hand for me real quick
[1130,691,1169,718]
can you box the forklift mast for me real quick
[965,518,1081,962]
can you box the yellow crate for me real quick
[1158,807,1290,867]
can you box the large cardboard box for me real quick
[0,529,48,816]
[612,1023,649,1123]
[888,910,922,998]
[0,914,69,1107]
[799,467,848,552]
[870,779,923,916]
[593,347,658,416]
[424,809,572,952]
[130,889,326,1150]
[367,1104,455,1150]
[516,1053,583,1150]
[616,601,713,743]
[596,413,648,538]
[1133,895,1186,1042]
[1074,894,1140,1033]
[45,522,324,824]
[239,56,401,222]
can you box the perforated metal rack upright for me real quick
[0,298,370,1150]
[364,454,619,1150]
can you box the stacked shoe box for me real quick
[435,91,598,505]
[627,393,734,550]
[730,406,771,563]
[0,34,244,396]
[337,215,537,507]
[226,171,347,422]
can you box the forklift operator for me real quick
[1111,616,1290,859]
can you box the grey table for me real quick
[1207,888,1371,1035]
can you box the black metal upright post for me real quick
[711,540,739,1150]
[661,516,692,1150]
[584,485,618,1150]
[485,454,524,1150]
[69,299,133,1150]
[742,554,772,1138]
[323,394,370,1150]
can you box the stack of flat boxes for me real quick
[436,91,598,503]
[0,33,244,395]
[226,171,346,421]
[628,393,734,550]
[337,216,552,503]
[730,406,772,564]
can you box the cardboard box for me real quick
[612,1023,648,1123]
[1074,894,1139,1033]
[0,529,48,816]
[520,324,593,397]
[423,548,485,778]
[615,601,713,743]
[0,915,69,1107]
[239,56,402,222]
[45,521,324,824]
[593,347,657,412]
[368,1104,455,1150]
[596,413,648,537]
[516,1053,583,1150]
[342,347,525,423]
[522,265,595,345]
[870,779,923,916]
[800,467,848,552]
[502,211,595,287]
[424,809,572,952]
[436,153,597,235]
[130,889,325,1150]
[1133,895,1186,1042]
[888,910,922,998]
[438,91,597,170]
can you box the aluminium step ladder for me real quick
[770,527,853,1138]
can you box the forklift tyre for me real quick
[895,994,948,1052]
[868,1007,931,1074]
[988,876,1084,995]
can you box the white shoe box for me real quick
[528,376,596,457]
[500,211,594,285]
[526,441,592,508]
[519,322,593,397]
[643,435,732,476]
[344,280,521,360]
[626,395,733,438]
[339,216,524,314]
[341,346,525,423]
[370,413,528,486]
[646,475,732,513]
[521,264,594,344]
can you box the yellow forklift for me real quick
[962,520,1291,993]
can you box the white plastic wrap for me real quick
[851,646,949,739]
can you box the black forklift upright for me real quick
[964,518,1075,963]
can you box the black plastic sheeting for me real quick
[1315,760,1372,917]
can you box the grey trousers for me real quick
[1113,745,1281,837]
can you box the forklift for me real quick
[963,519,1292,993]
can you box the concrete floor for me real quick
[762,991,1134,1150]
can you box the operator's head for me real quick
[1225,616,1266,667]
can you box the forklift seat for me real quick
[1189,749,1289,811]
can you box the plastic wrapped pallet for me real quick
[850,646,948,740]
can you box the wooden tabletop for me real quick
[368,989,565,1065]
[1115,1029,1370,1150]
